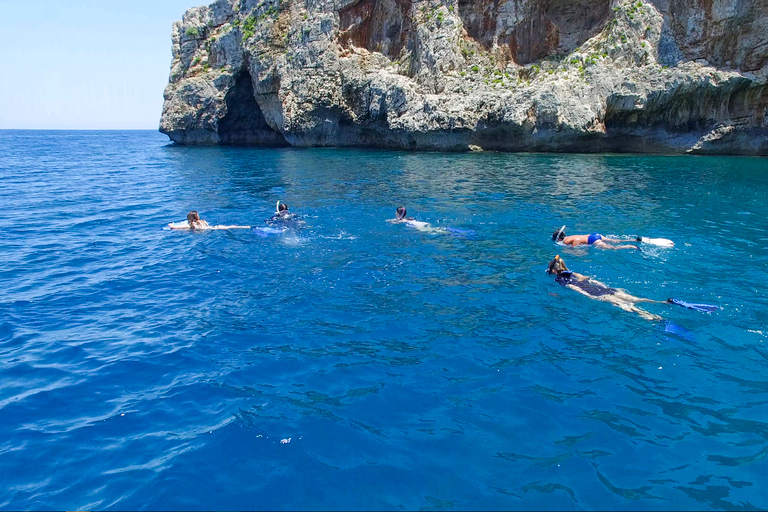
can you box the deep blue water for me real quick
[1,130,768,510]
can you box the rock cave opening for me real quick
[217,69,288,146]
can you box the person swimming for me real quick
[389,206,432,231]
[389,206,476,236]
[273,201,290,218]
[552,226,638,250]
[547,255,662,320]
[186,211,210,229]
[167,211,249,230]
[265,201,303,230]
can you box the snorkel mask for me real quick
[396,207,407,220]
[547,255,570,275]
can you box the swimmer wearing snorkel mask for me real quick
[267,201,301,227]
[552,225,638,250]
[389,206,431,230]
[389,206,476,237]
[270,201,291,220]
[547,255,663,321]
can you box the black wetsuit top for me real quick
[267,212,298,228]
[555,274,617,297]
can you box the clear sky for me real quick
[0,0,205,129]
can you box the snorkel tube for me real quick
[553,225,566,242]
[276,200,281,215]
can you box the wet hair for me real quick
[396,206,407,220]
[279,203,288,212]
[552,228,566,241]
[187,210,201,228]
[547,255,569,274]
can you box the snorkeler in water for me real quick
[269,201,291,220]
[552,225,638,250]
[267,201,295,223]
[265,201,304,230]
[389,206,476,236]
[547,255,662,320]
[389,206,432,230]
[546,255,720,320]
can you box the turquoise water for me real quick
[1,130,767,510]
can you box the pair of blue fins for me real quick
[667,298,720,313]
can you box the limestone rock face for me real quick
[159,0,768,155]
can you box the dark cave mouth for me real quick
[217,69,288,146]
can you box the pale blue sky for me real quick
[0,0,204,129]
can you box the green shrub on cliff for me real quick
[242,14,257,40]
[185,26,200,38]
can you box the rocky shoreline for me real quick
[160,0,768,155]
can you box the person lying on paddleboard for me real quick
[552,226,638,250]
[547,255,719,321]
[167,210,250,230]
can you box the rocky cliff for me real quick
[159,0,768,155]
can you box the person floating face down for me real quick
[187,210,210,230]
[390,206,431,230]
[547,255,663,321]
[552,226,638,250]
[167,211,249,230]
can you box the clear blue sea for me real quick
[1,130,767,510]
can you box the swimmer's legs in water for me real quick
[611,290,664,304]
[600,296,662,321]
[593,240,639,250]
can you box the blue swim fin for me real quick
[667,298,720,313]
[446,227,476,237]
[662,321,695,342]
